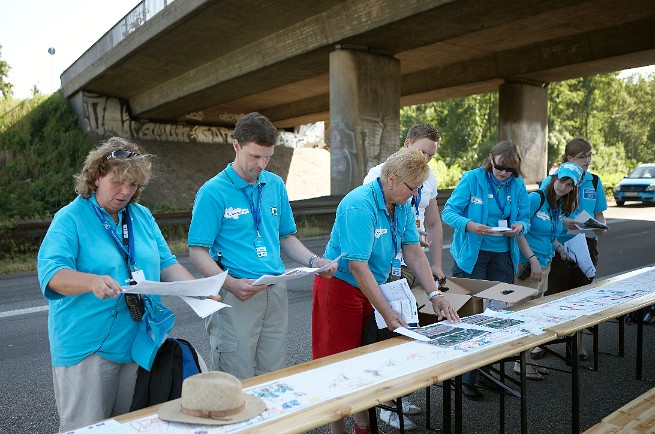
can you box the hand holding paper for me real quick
[251,254,342,285]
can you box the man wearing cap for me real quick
[188,112,336,379]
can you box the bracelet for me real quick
[427,290,443,301]
[529,254,536,260]
[308,254,318,268]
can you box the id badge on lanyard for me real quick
[254,238,268,258]
[391,254,402,277]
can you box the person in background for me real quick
[37,137,212,432]
[441,140,530,400]
[188,112,336,380]
[363,123,444,430]
[313,147,459,434]
[512,162,582,380]
[534,137,607,361]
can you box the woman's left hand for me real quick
[314,257,337,278]
[432,296,460,322]
[503,223,523,237]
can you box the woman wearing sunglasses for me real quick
[442,140,530,399]
[37,137,219,432]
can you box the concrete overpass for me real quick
[61,0,655,191]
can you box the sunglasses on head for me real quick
[492,159,517,174]
[106,149,139,160]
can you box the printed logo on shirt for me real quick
[271,207,278,216]
[224,207,250,220]
[535,211,550,221]
[582,188,596,200]
[471,196,484,205]
[375,228,388,238]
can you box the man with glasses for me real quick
[188,112,336,380]
[362,123,445,428]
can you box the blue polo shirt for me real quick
[323,181,420,287]
[541,171,607,243]
[520,192,562,268]
[37,195,177,367]
[188,163,297,279]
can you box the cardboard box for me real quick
[413,276,537,324]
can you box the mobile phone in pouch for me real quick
[124,281,145,321]
[517,263,532,281]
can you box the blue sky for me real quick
[0,0,140,99]
[0,1,653,100]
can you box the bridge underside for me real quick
[62,0,655,129]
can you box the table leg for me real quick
[619,314,625,357]
[499,361,505,434]
[571,333,580,434]
[455,375,463,434]
[637,307,644,380]
[520,353,528,434]
[369,407,378,432]
[443,379,452,433]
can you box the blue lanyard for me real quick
[226,172,264,237]
[376,177,400,257]
[486,173,509,220]
[92,202,136,270]
[550,205,561,243]
[241,184,264,237]
[412,186,422,216]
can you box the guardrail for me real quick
[6,189,454,240]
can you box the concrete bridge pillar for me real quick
[329,48,400,195]
[498,81,548,184]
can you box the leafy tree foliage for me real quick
[402,71,655,188]
[0,45,13,99]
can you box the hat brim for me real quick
[158,394,266,426]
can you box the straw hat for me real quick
[159,371,266,425]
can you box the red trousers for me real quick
[312,275,374,360]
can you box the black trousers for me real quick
[546,237,598,296]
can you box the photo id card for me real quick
[254,239,268,258]
[391,257,402,276]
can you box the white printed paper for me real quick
[251,254,342,285]
[567,210,610,235]
[180,296,230,318]
[564,233,596,278]
[374,278,419,329]
[122,271,228,297]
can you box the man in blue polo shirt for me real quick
[188,112,335,380]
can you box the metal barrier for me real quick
[7,189,454,240]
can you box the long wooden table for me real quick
[115,331,556,433]
[513,269,655,433]
[584,387,655,433]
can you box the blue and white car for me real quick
[613,163,655,206]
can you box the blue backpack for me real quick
[130,338,202,411]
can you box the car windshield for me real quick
[627,166,655,179]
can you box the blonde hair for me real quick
[380,148,430,185]
[74,137,152,202]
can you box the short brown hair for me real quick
[405,123,441,145]
[484,140,523,178]
[233,112,279,147]
[74,137,152,202]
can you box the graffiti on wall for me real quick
[79,92,321,148]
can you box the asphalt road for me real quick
[1,203,654,434]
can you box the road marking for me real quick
[0,305,49,318]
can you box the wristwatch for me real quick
[427,290,443,301]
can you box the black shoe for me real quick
[477,375,503,393]
[462,383,484,400]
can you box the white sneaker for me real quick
[379,409,418,430]
[401,400,421,415]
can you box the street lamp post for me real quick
[48,47,56,94]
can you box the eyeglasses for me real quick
[573,153,593,160]
[492,159,517,174]
[106,149,139,160]
[403,181,420,194]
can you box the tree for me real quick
[0,45,13,99]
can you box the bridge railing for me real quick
[61,0,175,85]
[7,189,454,240]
